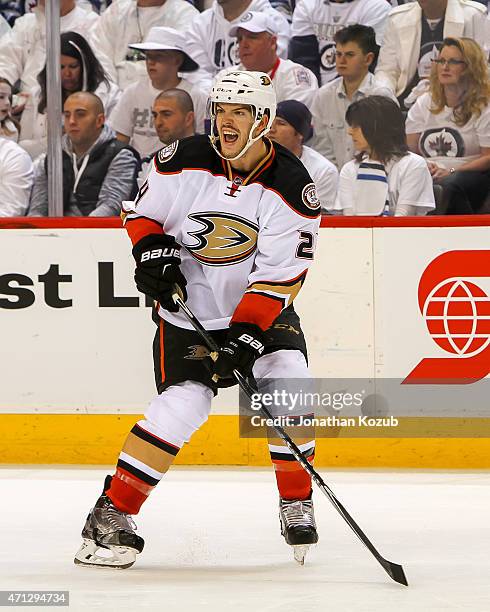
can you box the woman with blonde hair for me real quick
[406,37,490,214]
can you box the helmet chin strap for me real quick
[209,111,269,162]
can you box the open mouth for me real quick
[222,129,239,145]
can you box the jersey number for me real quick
[296,231,314,260]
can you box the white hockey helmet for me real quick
[209,70,277,161]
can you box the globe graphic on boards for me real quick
[422,279,490,357]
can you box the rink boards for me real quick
[0,216,489,467]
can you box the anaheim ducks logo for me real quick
[184,345,210,360]
[183,212,258,266]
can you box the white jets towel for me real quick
[353,158,390,216]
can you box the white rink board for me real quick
[0,228,372,414]
[1,225,488,414]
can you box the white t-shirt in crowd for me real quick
[406,92,490,169]
[300,144,338,211]
[108,77,208,157]
[334,152,435,216]
[0,137,34,217]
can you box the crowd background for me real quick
[0,0,488,217]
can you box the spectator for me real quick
[375,0,487,109]
[138,88,196,183]
[0,136,33,216]
[219,11,317,109]
[185,0,290,91]
[311,25,396,170]
[0,78,19,141]
[28,92,139,216]
[19,31,120,160]
[90,0,198,90]
[109,27,208,157]
[406,37,490,214]
[334,95,435,215]
[0,0,98,97]
[152,89,195,144]
[290,0,390,85]
[269,99,338,212]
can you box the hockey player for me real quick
[74,70,320,570]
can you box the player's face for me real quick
[61,55,82,93]
[215,103,255,159]
[435,46,467,86]
[152,98,193,144]
[268,116,302,154]
[335,42,373,79]
[63,97,104,148]
[0,82,12,119]
[237,30,277,72]
[347,124,370,154]
[145,51,181,87]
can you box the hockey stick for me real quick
[172,293,408,586]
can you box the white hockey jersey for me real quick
[123,135,320,331]
[291,0,390,84]
[185,0,291,92]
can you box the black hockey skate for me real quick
[74,477,144,569]
[279,495,318,565]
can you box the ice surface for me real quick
[0,467,489,611]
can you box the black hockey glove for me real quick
[213,323,265,381]
[132,234,187,313]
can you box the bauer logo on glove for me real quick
[140,247,181,263]
[132,234,187,313]
[212,323,265,381]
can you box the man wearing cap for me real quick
[185,0,290,92]
[108,27,208,157]
[89,0,198,91]
[217,11,318,109]
[269,99,338,212]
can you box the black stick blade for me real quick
[381,559,408,586]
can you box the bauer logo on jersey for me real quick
[301,183,320,211]
[158,141,179,164]
[183,212,258,266]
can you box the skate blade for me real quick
[293,544,311,565]
[74,538,138,569]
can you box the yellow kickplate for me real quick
[0,414,489,468]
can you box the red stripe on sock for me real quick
[272,455,314,500]
[106,467,154,515]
